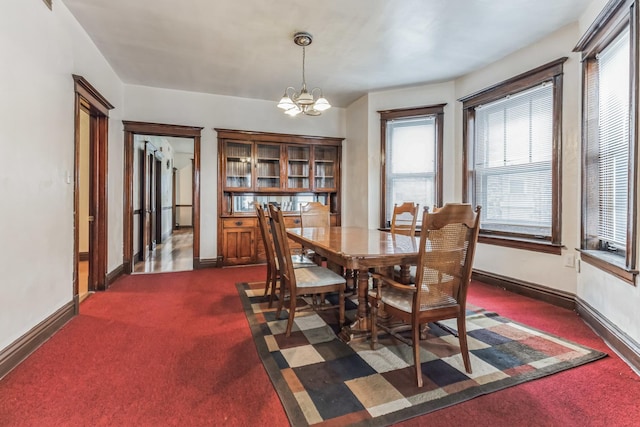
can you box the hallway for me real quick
[134,228,193,273]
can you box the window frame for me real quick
[379,104,445,229]
[574,0,638,284]
[459,58,567,255]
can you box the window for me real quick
[379,105,444,228]
[460,59,566,254]
[574,0,638,283]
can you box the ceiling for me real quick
[61,0,592,108]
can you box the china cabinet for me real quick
[216,129,343,265]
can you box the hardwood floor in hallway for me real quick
[134,228,193,274]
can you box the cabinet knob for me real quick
[294,219,300,224]
[235,221,243,226]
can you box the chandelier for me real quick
[277,32,331,117]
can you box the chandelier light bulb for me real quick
[277,32,330,117]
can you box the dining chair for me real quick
[255,203,315,307]
[299,201,330,265]
[390,202,419,236]
[268,204,345,337]
[300,201,330,228]
[369,203,481,387]
[388,202,420,281]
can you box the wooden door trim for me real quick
[73,75,113,299]
[122,121,203,272]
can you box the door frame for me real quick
[73,75,113,303]
[122,121,203,273]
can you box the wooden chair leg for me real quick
[370,298,378,350]
[457,315,472,374]
[275,278,285,320]
[263,263,272,297]
[286,294,297,337]
[338,287,345,326]
[268,269,278,308]
[413,319,423,388]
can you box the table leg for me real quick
[399,264,411,284]
[339,267,370,342]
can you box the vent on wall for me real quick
[42,0,52,10]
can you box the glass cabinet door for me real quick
[313,146,338,190]
[287,145,310,190]
[255,143,282,190]
[224,141,253,190]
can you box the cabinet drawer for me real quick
[223,218,256,228]
[284,216,302,227]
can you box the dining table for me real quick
[286,226,419,342]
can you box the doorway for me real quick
[123,121,203,274]
[73,75,113,306]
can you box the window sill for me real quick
[478,234,562,255]
[578,250,637,286]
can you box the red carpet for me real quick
[1,267,639,426]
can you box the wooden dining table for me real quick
[286,226,419,342]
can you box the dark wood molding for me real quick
[78,252,89,261]
[377,104,447,120]
[72,75,114,115]
[576,297,640,372]
[73,75,111,293]
[472,269,575,310]
[42,0,52,10]
[175,204,193,208]
[574,0,632,55]
[579,251,637,285]
[460,58,566,247]
[214,128,343,145]
[122,121,203,137]
[478,235,563,255]
[105,263,125,286]
[0,301,75,380]
[123,121,202,273]
[194,258,220,269]
[378,104,445,228]
[458,57,568,107]
[576,1,638,275]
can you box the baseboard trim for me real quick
[576,297,640,373]
[106,263,125,287]
[194,258,219,269]
[0,301,75,380]
[472,269,575,310]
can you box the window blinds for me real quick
[474,83,553,236]
[596,29,630,249]
[386,116,436,224]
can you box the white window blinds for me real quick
[474,83,553,237]
[385,116,436,224]
[596,29,630,249]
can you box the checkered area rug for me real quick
[237,282,606,426]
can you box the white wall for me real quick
[575,0,640,344]
[343,95,370,226]
[344,82,457,229]
[0,0,124,350]
[455,23,581,295]
[123,85,346,259]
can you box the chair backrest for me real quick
[390,202,419,237]
[255,203,276,270]
[268,204,296,291]
[300,201,330,228]
[413,203,481,312]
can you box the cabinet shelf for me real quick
[217,128,342,266]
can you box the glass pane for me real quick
[389,120,435,174]
[473,83,554,236]
[388,177,434,224]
